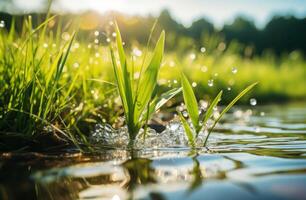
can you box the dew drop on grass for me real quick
[227,87,231,91]
[95,52,100,57]
[208,79,214,87]
[214,73,218,77]
[94,31,99,36]
[109,21,114,26]
[260,112,265,116]
[173,79,178,84]
[112,32,117,37]
[232,67,238,74]
[182,111,188,117]
[200,47,206,53]
[94,39,99,44]
[106,38,111,43]
[43,43,48,48]
[250,98,257,106]
[192,82,197,87]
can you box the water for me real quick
[1,103,306,200]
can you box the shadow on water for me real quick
[1,104,306,200]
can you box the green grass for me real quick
[179,72,257,147]
[0,15,305,151]
[110,23,181,147]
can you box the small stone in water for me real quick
[208,79,214,87]
[250,98,257,106]
[232,67,238,74]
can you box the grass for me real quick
[110,23,181,147]
[179,72,257,147]
[0,14,305,151]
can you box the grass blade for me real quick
[134,31,165,121]
[181,73,200,133]
[201,90,223,136]
[203,82,258,146]
[179,112,195,148]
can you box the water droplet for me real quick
[87,44,92,49]
[61,32,70,41]
[132,48,142,57]
[200,47,206,53]
[43,43,48,48]
[190,53,196,60]
[0,20,5,28]
[214,73,218,77]
[73,62,79,68]
[232,67,238,74]
[208,79,214,87]
[106,38,111,43]
[112,195,120,200]
[109,21,114,26]
[254,126,261,133]
[134,72,140,79]
[94,31,99,36]
[169,61,175,67]
[192,82,197,87]
[250,98,257,106]
[95,52,100,57]
[122,41,125,46]
[112,32,117,37]
[173,79,178,84]
[260,112,265,116]
[227,87,231,91]
[201,66,208,72]
[94,39,99,44]
[182,111,188,117]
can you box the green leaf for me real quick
[114,22,134,122]
[181,73,200,133]
[145,87,182,120]
[179,112,195,148]
[134,31,165,121]
[201,90,223,136]
[203,82,258,147]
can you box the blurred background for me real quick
[0,0,305,103]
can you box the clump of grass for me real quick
[179,72,257,147]
[110,23,181,148]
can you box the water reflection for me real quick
[1,104,306,200]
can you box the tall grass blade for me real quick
[179,112,195,148]
[134,31,165,121]
[181,73,200,132]
[203,82,258,146]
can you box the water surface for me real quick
[1,103,306,200]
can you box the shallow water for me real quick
[1,103,306,200]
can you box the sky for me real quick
[1,0,306,28]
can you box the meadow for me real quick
[0,15,305,151]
